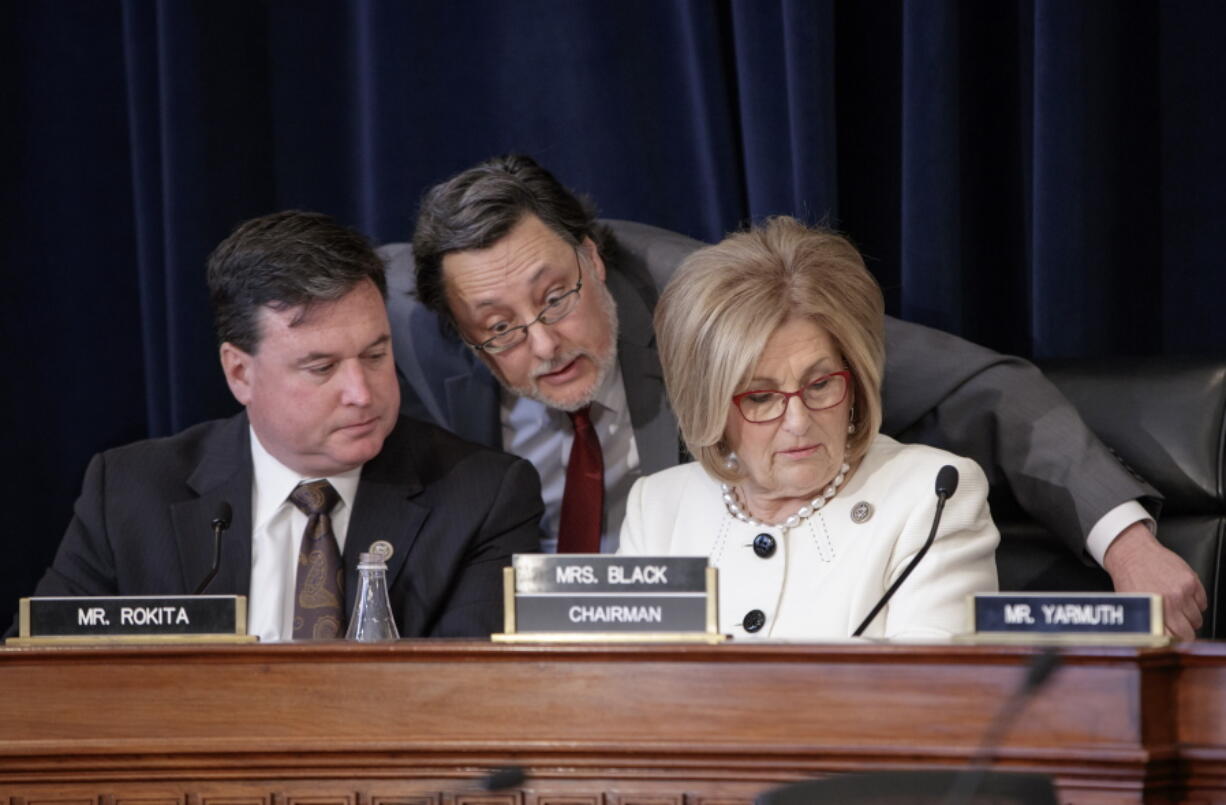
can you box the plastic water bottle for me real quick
[346,552,400,641]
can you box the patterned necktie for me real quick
[289,480,345,639]
[557,406,604,553]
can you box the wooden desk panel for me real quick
[0,641,1222,804]
[1176,644,1226,800]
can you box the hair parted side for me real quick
[206,210,387,354]
[411,154,601,334]
[654,216,885,483]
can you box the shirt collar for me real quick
[249,426,362,530]
[593,360,626,416]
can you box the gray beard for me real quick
[501,282,620,412]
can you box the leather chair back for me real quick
[995,359,1226,637]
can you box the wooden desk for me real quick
[1,641,1223,804]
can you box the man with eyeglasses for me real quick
[390,154,1206,638]
[406,166,633,554]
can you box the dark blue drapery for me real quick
[3,0,1224,626]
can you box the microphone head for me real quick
[481,766,526,791]
[211,501,233,530]
[1023,646,1061,694]
[935,465,959,500]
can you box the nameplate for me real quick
[493,556,722,643]
[513,554,708,594]
[515,594,708,632]
[970,593,1164,642]
[10,595,254,645]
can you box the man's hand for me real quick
[1103,522,1208,640]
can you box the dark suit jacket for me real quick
[19,413,543,638]
[381,220,1157,559]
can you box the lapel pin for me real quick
[368,540,394,562]
[850,501,874,524]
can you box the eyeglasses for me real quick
[731,370,852,424]
[466,250,584,354]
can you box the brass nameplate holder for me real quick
[7,595,256,645]
[960,592,1169,646]
[493,555,724,643]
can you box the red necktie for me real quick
[557,406,604,553]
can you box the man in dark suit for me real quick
[21,211,543,640]
[387,154,1206,639]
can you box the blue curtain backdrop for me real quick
[2,0,1224,627]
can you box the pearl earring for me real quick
[848,406,856,435]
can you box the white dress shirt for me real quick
[1087,500,1154,564]
[501,362,640,553]
[247,428,362,642]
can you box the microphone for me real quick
[753,649,1060,805]
[942,648,1062,805]
[193,501,232,595]
[481,766,527,791]
[852,465,959,637]
[212,501,234,531]
[935,464,959,499]
[428,765,527,799]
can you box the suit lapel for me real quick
[444,367,501,448]
[171,414,254,596]
[405,308,501,448]
[343,417,429,616]
[609,270,681,474]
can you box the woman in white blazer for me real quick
[618,217,999,640]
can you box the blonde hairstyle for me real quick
[654,217,885,483]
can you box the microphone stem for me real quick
[942,693,1026,805]
[193,520,225,595]
[942,650,1059,805]
[852,494,948,637]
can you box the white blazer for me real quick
[618,434,999,640]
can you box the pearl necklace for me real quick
[720,462,852,530]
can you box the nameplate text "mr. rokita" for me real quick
[15,595,248,642]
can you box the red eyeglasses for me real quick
[731,370,852,424]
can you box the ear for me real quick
[581,236,607,283]
[219,342,255,406]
